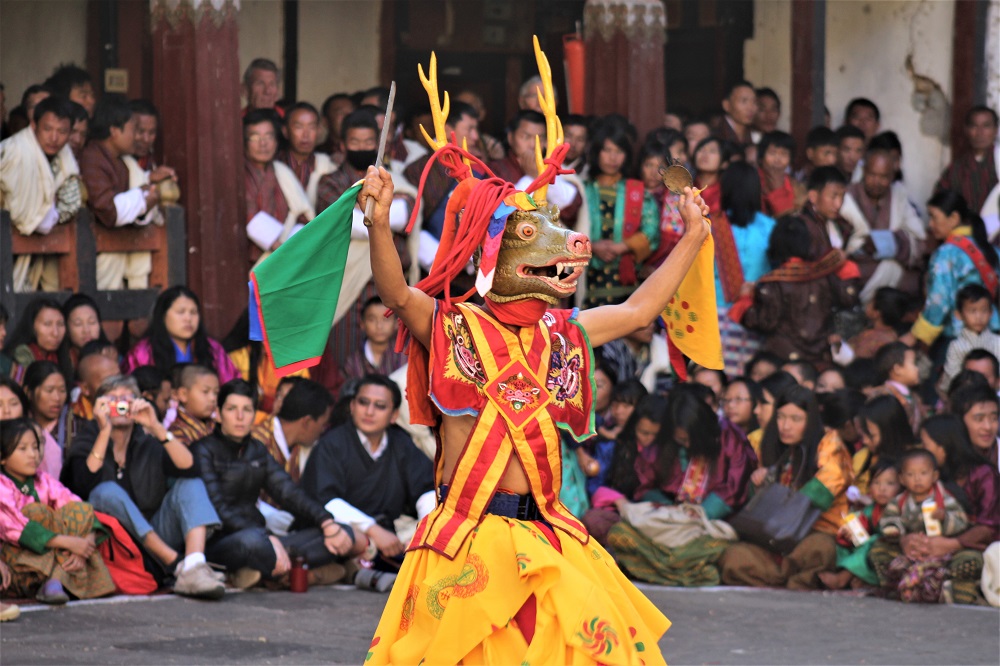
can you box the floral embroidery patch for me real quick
[546,332,584,405]
[443,311,486,385]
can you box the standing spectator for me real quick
[935,106,998,214]
[844,98,881,144]
[277,102,337,210]
[317,92,354,163]
[43,65,95,117]
[714,81,757,152]
[66,101,88,159]
[79,95,172,290]
[124,286,238,384]
[454,89,506,161]
[561,113,590,175]
[752,87,781,139]
[0,96,83,292]
[121,99,174,228]
[582,119,660,307]
[835,125,866,183]
[242,58,283,117]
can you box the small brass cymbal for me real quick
[659,162,699,195]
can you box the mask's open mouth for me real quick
[516,260,588,292]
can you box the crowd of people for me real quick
[0,60,999,622]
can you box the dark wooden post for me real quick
[790,0,826,169]
[950,0,990,152]
[150,0,247,338]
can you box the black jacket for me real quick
[192,428,330,534]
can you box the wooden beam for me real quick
[790,0,826,169]
[950,0,989,151]
[283,0,299,103]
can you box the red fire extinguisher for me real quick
[563,31,586,114]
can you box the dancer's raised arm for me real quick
[358,166,435,347]
[578,187,710,347]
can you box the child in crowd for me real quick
[845,287,909,360]
[783,360,818,391]
[343,297,406,380]
[870,342,925,435]
[878,449,969,602]
[938,285,1000,396]
[795,126,839,183]
[167,365,219,447]
[0,418,115,604]
[800,166,856,258]
[821,459,899,590]
[757,131,801,218]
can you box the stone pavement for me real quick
[1,584,997,665]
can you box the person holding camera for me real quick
[63,374,225,599]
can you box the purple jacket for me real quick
[124,337,239,384]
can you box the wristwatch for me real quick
[159,432,175,445]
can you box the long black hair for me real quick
[0,376,30,416]
[3,297,73,383]
[927,189,999,271]
[760,384,824,483]
[22,360,67,418]
[61,293,110,350]
[221,307,260,403]
[767,215,812,267]
[588,115,635,178]
[653,386,722,483]
[0,417,41,464]
[721,161,762,228]
[920,414,989,511]
[604,394,666,498]
[856,394,915,477]
[146,286,215,378]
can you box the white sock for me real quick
[181,552,206,572]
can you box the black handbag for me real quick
[728,454,821,555]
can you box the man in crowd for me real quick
[243,108,314,263]
[79,95,174,290]
[300,375,435,570]
[935,105,998,214]
[845,97,881,143]
[454,89,505,160]
[277,101,337,210]
[253,378,333,484]
[242,58,283,117]
[0,96,83,292]
[123,99,171,226]
[840,148,926,301]
[714,80,757,151]
[72,348,120,426]
[359,86,425,170]
[563,113,590,176]
[317,92,355,164]
[753,87,781,138]
[67,101,88,159]
[835,124,867,183]
[43,64,96,117]
[20,84,52,121]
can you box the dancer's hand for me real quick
[678,186,710,243]
[357,166,394,228]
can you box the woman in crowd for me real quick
[949,383,999,469]
[719,385,853,589]
[721,377,762,441]
[850,395,914,502]
[903,190,1000,356]
[1,417,115,603]
[583,118,660,307]
[4,297,73,383]
[0,376,29,420]
[22,361,69,479]
[124,286,238,384]
[868,413,999,604]
[748,370,798,460]
[714,161,777,375]
[691,136,731,217]
[816,367,847,394]
[194,380,363,589]
[61,294,111,371]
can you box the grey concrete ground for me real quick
[1,584,997,665]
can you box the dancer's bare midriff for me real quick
[439,413,532,495]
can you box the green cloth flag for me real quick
[249,183,362,375]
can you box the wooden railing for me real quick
[1,206,187,320]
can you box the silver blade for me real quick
[364,81,396,224]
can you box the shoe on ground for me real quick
[228,567,262,590]
[940,579,954,605]
[1,603,21,622]
[35,578,69,605]
[308,562,346,586]
[174,562,225,600]
[355,569,397,593]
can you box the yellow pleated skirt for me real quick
[365,516,670,665]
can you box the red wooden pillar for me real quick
[790,0,826,170]
[950,0,989,152]
[151,0,247,338]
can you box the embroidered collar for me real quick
[2,469,36,499]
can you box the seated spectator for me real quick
[124,286,238,384]
[840,149,926,302]
[600,323,655,385]
[870,342,925,435]
[596,378,646,443]
[0,376,29,420]
[903,190,1000,352]
[875,449,969,603]
[343,297,406,380]
[721,377,762,439]
[712,161,776,375]
[950,383,999,469]
[822,458,899,590]
[277,102,337,210]
[22,361,69,479]
[961,349,999,393]
[752,87,781,139]
[72,347,120,425]
[0,96,83,292]
[131,365,172,422]
[242,58,283,117]
[938,285,1000,396]
[582,117,660,308]
[911,413,999,604]
[799,166,856,259]
[844,287,908,361]
[757,131,800,218]
[252,378,332,484]
[194,380,360,589]
[167,365,219,447]
[719,385,852,589]
[0,304,13,378]
[691,366,727,410]
[66,101,88,159]
[300,375,435,571]
[740,215,859,366]
[835,124,866,183]
[63,375,224,599]
[816,387,865,454]
[795,126,838,183]
[682,119,711,165]
[935,106,998,214]
[783,360,818,391]
[745,350,782,383]
[243,109,314,262]
[317,92,355,164]
[850,395,914,503]
[748,370,799,459]
[815,367,846,393]
[43,65,95,118]
[0,418,114,604]
[222,308,310,416]
[80,95,172,290]
[61,294,110,371]
[5,297,73,382]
